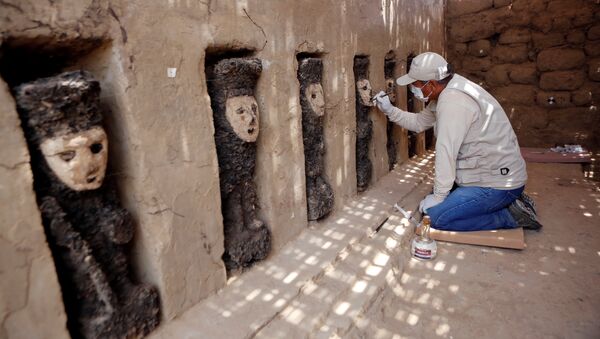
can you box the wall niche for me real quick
[353,55,373,192]
[406,53,418,158]
[205,50,271,274]
[2,41,160,339]
[384,51,398,171]
[296,54,334,221]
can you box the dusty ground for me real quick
[356,162,600,338]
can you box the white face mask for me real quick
[410,81,430,103]
[225,95,260,142]
[40,127,108,191]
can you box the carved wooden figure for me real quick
[353,56,373,192]
[15,71,160,339]
[385,56,397,170]
[207,57,271,272]
[297,57,334,220]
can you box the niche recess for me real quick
[296,53,334,221]
[384,51,397,171]
[1,39,160,338]
[406,53,418,158]
[204,48,271,274]
[353,55,373,192]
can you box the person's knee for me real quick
[427,206,454,229]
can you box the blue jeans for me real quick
[426,186,524,231]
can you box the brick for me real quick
[585,40,600,57]
[588,25,600,41]
[536,91,572,108]
[566,30,586,45]
[589,58,600,81]
[450,6,514,41]
[492,85,536,105]
[509,63,538,84]
[448,0,494,18]
[532,16,553,33]
[512,0,548,12]
[493,0,511,7]
[572,10,596,27]
[454,43,468,55]
[461,56,492,72]
[547,0,585,14]
[532,32,565,50]
[485,65,511,86]
[468,39,492,57]
[492,44,529,63]
[552,16,572,32]
[499,28,531,44]
[505,10,531,27]
[511,105,548,129]
[571,89,593,106]
[537,48,586,71]
[539,70,586,90]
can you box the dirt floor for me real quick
[357,162,600,338]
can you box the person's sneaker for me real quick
[519,192,537,215]
[508,199,543,230]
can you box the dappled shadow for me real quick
[351,162,600,338]
[148,153,435,338]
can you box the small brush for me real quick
[370,90,393,103]
[394,203,421,227]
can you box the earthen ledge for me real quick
[148,152,435,339]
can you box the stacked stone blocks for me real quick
[447,0,600,148]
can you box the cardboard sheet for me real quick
[520,147,591,163]
[416,226,526,250]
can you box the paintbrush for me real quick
[370,90,392,103]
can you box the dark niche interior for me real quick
[296,54,334,221]
[205,49,271,274]
[384,51,397,171]
[2,41,160,339]
[406,53,418,158]
[353,55,373,192]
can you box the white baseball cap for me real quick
[396,52,450,86]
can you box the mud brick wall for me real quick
[0,1,445,337]
[446,0,600,149]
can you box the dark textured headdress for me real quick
[353,56,370,80]
[210,57,262,99]
[14,70,103,143]
[297,58,323,85]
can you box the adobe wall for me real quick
[0,0,444,337]
[446,0,600,149]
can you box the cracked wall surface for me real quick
[0,0,444,336]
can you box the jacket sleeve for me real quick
[432,98,477,200]
[385,104,436,133]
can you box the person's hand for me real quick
[419,194,444,214]
[373,91,393,114]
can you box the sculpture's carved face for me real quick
[40,126,108,191]
[305,83,325,116]
[356,79,373,107]
[225,95,259,142]
[386,78,397,103]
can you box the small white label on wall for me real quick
[167,68,177,78]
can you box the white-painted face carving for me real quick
[356,79,373,107]
[386,79,397,103]
[305,83,325,116]
[40,126,108,191]
[225,95,259,142]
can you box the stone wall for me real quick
[446,0,600,148]
[0,0,444,337]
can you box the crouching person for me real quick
[374,52,542,231]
